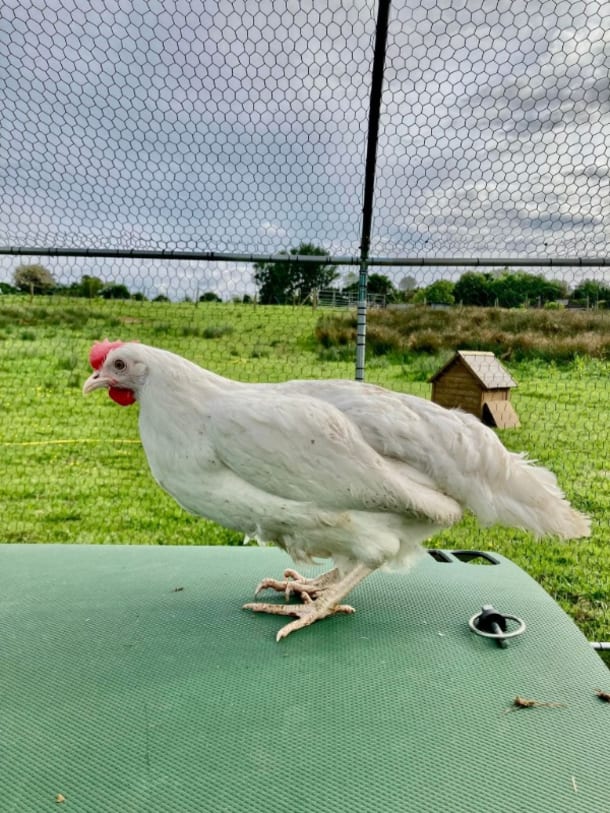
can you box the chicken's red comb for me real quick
[89,339,126,370]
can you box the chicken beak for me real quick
[83,371,111,395]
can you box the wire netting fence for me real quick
[0,1,608,637]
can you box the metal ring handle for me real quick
[468,612,526,639]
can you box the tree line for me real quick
[3,250,609,309]
[2,265,141,300]
[2,265,223,303]
[254,245,609,308]
[405,271,608,308]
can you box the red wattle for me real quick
[109,387,136,406]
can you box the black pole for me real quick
[356,0,391,380]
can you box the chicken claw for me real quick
[244,563,373,640]
[243,598,355,642]
[254,567,340,601]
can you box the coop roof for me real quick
[430,351,517,390]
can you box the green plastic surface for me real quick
[1,544,609,812]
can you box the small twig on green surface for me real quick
[505,695,566,712]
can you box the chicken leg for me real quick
[243,562,373,641]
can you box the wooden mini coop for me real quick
[430,350,520,428]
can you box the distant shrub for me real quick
[408,330,442,354]
[100,284,131,300]
[315,315,355,348]
[202,325,234,339]
[367,325,398,355]
[317,345,354,362]
[314,306,609,363]
[181,326,202,338]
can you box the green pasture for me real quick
[0,296,608,657]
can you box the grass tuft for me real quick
[316,306,610,363]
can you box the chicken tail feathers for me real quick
[463,446,590,539]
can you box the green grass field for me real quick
[1,296,608,659]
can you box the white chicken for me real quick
[83,340,590,641]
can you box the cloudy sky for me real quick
[1,0,610,298]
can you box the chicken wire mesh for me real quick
[0,1,608,639]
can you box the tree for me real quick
[368,273,398,300]
[398,275,417,294]
[455,270,567,307]
[413,279,455,305]
[101,283,131,300]
[342,273,397,301]
[199,291,222,302]
[490,271,566,308]
[398,275,417,302]
[453,271,495,306]
[0,281,18,294]
[253,243,338,304]
[13,264,56,295]
[81,275,105,298]
[57,275,106,298]
[571,279,610,308]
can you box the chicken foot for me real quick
[254,567,341,602]
[243,563,373,641]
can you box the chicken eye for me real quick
[113,359,126,371]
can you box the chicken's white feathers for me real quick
[278,379,590,540]
[86,342,590,576]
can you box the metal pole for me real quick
[355,0,391,381]
[2,246,610,269]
